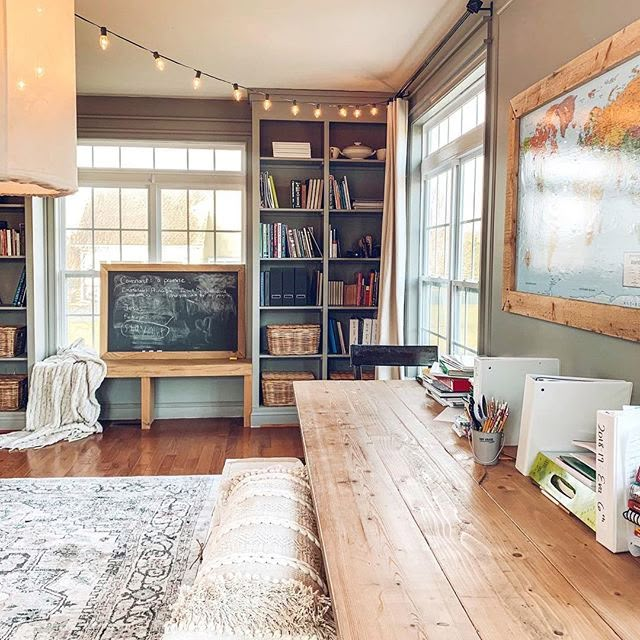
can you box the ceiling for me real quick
[74,0,468,98]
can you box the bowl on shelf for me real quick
[341,142,374,160]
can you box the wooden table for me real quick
[294,380,640,640]
[105,357,252,429]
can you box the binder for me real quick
[282,268,295,306]
[294,268,308,306]
[516,376,633,476]
[595,407,640,553]
[473,357,560,446]
[269,268,283,306]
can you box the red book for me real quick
[628,499,640,514]
[432,375,472,392]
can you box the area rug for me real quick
[0,475,220,640]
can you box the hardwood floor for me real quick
[0,419,304,478]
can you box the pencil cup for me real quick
[470,431,504,466]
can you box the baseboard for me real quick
[102,400,244,422]
[250,406,300,427]
[0,412,26,430]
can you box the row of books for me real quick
[1,267,27,307]
[259,268,322,307]
[329,226,341,258]
[328,175,353,210]
[327,271,379,307]
[0,223,24,256]
[259,223,322,258]
[289,179,324,209]
[259,171,280,209]
[421,354,474,407]
[328,317,379,355]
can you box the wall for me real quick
[489,0,640,401]
[75,96,253,421]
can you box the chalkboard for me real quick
[100,264,245,358]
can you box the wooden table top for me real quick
[294,380,640,640]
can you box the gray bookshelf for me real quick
[251,105,386,425]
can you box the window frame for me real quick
[56,140,246,350]
[417,72,485,356]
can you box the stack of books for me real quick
[328,317,378,355]
[259,268,322,307]
[259,171,279,208]
[623,466,640,539]
[259,223,322,258]
[353,199,384,210]
[328,271,379,306]
[0,222,23,256]
[289,178,324,209]
[421,354,474,407]
[328,175,352,210]
[272,142,311,159]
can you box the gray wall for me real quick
[75,96,252,421]
[489,0,640,401]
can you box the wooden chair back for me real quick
[350,345,439,380]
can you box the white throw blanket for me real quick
[0,339,106,450]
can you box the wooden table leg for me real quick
[140,377,154,430]
[243,374,252,428]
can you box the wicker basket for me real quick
[0,326,26,358]
[266,324,321,356]
[0,375,28,411]
[262,371,315,407]
[329,370,375,381]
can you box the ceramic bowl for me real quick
[341,142,374,159]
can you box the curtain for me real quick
[377,98,408,380]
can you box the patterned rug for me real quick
[0,475,220,640]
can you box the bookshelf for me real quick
[252,104,387,425]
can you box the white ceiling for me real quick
[74,0,468,98]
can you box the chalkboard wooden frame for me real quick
[100,263,246,359]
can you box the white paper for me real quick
[623,252,640,287]
[434,407,464,423]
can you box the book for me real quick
[431,375,472,393]
[595,407,640,553]
[555,455,596,490]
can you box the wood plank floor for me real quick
[0,419,304,477]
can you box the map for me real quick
[516,54,640,309]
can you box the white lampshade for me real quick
[0,0,77,197]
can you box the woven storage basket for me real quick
[329,370,375,381]
[0,375,28,411]
[0,326,26,358]
[262,371,315,407]
[266,324,321,356]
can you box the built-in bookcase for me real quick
[252,104,387,425]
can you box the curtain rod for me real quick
[396,1,493,99]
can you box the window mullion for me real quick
[149,181,160,262]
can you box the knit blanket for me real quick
[0,339,106,450]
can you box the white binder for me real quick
[595,407,640,553]
[473,357,560,446]
[515,376,633,476]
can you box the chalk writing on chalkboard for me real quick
[107,270,239,353]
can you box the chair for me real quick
[350,345,439,380]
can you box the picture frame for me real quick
[503,18,640,342]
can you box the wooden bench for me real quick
[104,358,252,429]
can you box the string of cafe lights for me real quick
[76,14,388,118]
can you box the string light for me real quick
[291,100,300,116]
[353,107,362,119]
[338,105,347,118]
[153,52,165,71]
[370,105,379,116]
[35,66,45,79]
[193,70,202,90]
[263,94,272,111]
[232,83,242,101]
[99,26,109,50]
[313,104,322,119]
[16,80,26,91]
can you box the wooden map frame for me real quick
[100,263,246,359]
[503,18,640,342]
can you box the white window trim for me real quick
[56,140,247,350]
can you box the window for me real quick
[418,67,485,356]
[59,141,246,350]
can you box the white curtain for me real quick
[377,98,408,379]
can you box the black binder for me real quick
[294,268,308,306]
[270,268,283,306]
[282,268,295,306]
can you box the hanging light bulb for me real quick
[291,100,300,116]
[99,26,109,51]
[370,104,379,116]
[263,94,272,111]
[232,83,242,101]
[34,66,45,79]
[353,107,362,119]
[192,70,202,90]
[16,79,26,91]
[338,105,347,118]
[153,52,165,71]
[313,104,322,119]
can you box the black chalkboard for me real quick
[103,266,244,356]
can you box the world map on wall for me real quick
[516,54,640,308]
